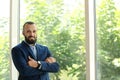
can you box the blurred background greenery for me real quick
[0,0,120,80]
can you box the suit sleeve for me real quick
[40,61,59,72]
[11,47,43,76]
[38,46,60,72]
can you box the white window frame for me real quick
[85,0,96,80]
[10,0,20,80]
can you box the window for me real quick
[0,0,10,80]
[96,0,120,80]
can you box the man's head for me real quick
[22,21,37,45]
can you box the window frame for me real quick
[10,0,20,80]
[85,0,96,80]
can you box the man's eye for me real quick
[33,30,36,33]
[27,31,30,33]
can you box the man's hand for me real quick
[45,57,56,63]
[28,56,38,68]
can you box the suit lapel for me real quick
[36,44,39,60]
[22,41,36,59]
[28,47,36,59]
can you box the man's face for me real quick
[23,24,37,44]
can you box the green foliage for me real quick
[0,17,10,80]
[0,34,10,80]
[97,0,120,80]
[0,17,8,28]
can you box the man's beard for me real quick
[25,36,37,44]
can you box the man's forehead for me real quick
[23,24,37,31]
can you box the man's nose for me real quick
[30,32,34,36]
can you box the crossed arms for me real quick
[11,47,59,76]
[28,56,56,68]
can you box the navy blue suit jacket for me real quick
[11,41,59,80]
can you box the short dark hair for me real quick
[23,21,35,30]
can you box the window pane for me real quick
[96,0,120,80]
[20,0,86,80]
[0,0,10,80]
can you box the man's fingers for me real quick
[45,57,56,63]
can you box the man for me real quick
[11,21,59,80]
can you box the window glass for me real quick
[20,0,86,80]
[96,0,120,80]
[0,0,10,80]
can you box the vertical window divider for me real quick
[10,0,20,80]
[85,0,96,80]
